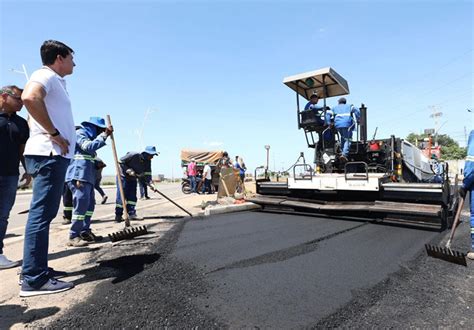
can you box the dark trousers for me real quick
[139,180,149,198]
[94,178,105,197]
[115,177,137,217]
[63,183,73,220]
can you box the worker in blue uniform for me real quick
[115,146,158,222]
[460,130,474,260]
[327,97,360,162]
[304,91,333,150]
[65,117,113,246]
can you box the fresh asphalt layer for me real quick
[46,209,472,328]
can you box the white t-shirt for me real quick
[24,66,76,159]
[203,164,212,180]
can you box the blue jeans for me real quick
[0,175,19,254]
[68,181,95,238]
[22,155,69,288]
[115,177,137,217]
[337,127,353,157]
[202,178,212,194]
[189,175,196,192]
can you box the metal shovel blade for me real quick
[425,244,467,266]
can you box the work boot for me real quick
[0,254,20,270]
[67,237,88,247]
[467,252,474,260]
[115,215,123,223]
[61,216,71,225]
[129,214,143,221]
[80,231,104,242]
[101,195,108,205]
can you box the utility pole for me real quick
[135,107,157,149]
[9,64,29,81]
[264,145,270,171]
[429,105,442,146]
[464,126,468,146]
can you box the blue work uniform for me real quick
[327,104,360,157]
[463,130,474,251]
[65,124,107,239]
[115,152,152,217]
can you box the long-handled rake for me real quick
[147,183,193,217]
[106,115,148,242]
[425,194,467,266]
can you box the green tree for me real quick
[405,133,466,160]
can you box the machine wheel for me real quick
[181,183,192,194]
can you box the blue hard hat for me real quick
[144,146,159,155]
[82,116,107,128]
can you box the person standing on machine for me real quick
[327,97,360,162]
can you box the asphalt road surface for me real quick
[47,209,470,328]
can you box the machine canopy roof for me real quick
[180,149,224,165]
[283,67,349,100]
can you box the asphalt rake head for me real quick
[425,244,467,267]
[108,225,148,242]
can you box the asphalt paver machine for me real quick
[250,68,458,230]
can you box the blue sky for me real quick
[1,0,472,177]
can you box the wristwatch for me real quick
[50,129,60,137]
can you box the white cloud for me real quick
[204,141,224,147]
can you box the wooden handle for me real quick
[107,115,130,226]
[448,195,465,243]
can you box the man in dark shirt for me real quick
[0,85,31,269]
[114,146,158,222]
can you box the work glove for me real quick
[104,125,114,137]
[125,169,136,177]
[459,186,467,199]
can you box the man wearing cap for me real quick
[304,92,333,152]
[327,97,360,162]
[115,146,158,222]
[65,117,113,246]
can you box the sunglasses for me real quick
[2,90,23,102]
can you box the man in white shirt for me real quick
[20,40,76,297]
[202,163,213,194]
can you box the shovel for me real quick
[425,194,467,266]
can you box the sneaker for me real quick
[80,231,103,242]
[129,214,143,221]
[61,216,71,225]
[67,237,89,247]
[20,278,74,297]
[0,254,20,269]
[467,252,474,260]
[101,195,108,205]
[18,267,69,285]
[115,215,123,223]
